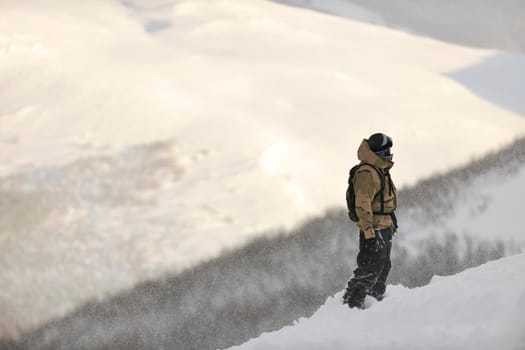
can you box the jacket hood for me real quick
[357,139,394,169]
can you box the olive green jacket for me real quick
[353,139,397,239]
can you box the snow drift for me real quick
[230,254,525,350]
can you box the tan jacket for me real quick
[353,140,397,239]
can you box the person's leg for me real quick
[343,232,385,308]
[369,230,393,301]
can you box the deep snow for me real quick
[230,254,525,350]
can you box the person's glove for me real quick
[366,231,385,253]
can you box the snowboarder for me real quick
[343,133,398,309]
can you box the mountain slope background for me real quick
[2,0,525,334]
[6,137,525,350]
[272,0,525,52]
[1,0,525,349]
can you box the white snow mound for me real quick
[230,254,525,350]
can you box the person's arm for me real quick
[353,169,379,239]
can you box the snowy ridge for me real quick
[231,254,525,350]
[11,140,525,350]
[273,0,525,52]
[2,0,525,340]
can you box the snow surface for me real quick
[273,0,525,52]
[398,158,525,247]
[446,166,525,242]
[2,0,525,330]
[273,0,386,25]
[2,0,525,237]
[230,254,525,350]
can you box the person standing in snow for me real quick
[343,133,398,309]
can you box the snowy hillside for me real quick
[10,141,525,350]
[231,254,525,350]
[2,0,525,337]
[273,0,525,52]
[397,137,525,247]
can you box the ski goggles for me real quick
[375,148,393,161]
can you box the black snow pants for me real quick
[343,227,393,308]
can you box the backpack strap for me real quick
[357,162,385,209]
[358,162,398,229]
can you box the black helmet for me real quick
[368,133,393,161]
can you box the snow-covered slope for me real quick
[273,0,525,52]
[2,0,525,332]
[11,144,524,349]
[230,254,525,350]
[397,139,525,247]
[2,0,525,236]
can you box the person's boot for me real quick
[343,287,366,309]
[369,283,386,301]
[368,290,384,301]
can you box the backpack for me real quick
[346,162,397,227]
